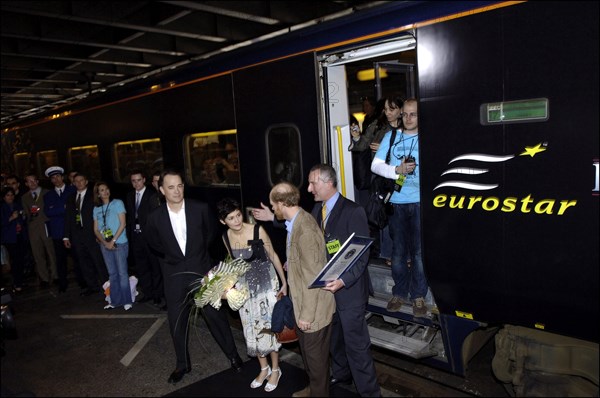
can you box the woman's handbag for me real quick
[275,324,298,344]
[352,148,373,190]
[272,293,298,343]
[365,129,398,229]
[365,176,395,228]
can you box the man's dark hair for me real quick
[130,169,146,179]
[158,169,183,188]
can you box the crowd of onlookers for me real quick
[0,168,165,311]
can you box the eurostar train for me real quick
[2,2,598,395]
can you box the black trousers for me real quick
[53,239,69,290]
[72,235,108,290]
[163,265,238,370]
[131,232,163,300]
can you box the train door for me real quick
[318,36,417,198]
[318,36,463,365]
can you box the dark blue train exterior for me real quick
[2,1,598,394]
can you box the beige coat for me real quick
[21,188,50,232]
[286,208,334,332]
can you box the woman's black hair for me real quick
[2,186,16,198]
[216,197,241,220]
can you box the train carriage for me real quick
[2,1,598,395]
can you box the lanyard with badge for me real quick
[322,208,341,255]
[100,201,114,241]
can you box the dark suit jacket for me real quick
[64,189,98,242]
[44,185,76,239]
[125,187,159,237]
[311,195,372,310]
[144,198,216,275]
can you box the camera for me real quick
[404,155,416,175]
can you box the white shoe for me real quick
[104,304,115,310]
[124,304,132,311]
[250,365,271,388]
[265,368,282,392]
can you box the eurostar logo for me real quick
[432,143,578,216]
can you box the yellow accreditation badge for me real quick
[326,239,341,255]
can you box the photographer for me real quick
[371,98,430,317]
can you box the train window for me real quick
[184,130,239,187]
[266,125,302,186]
[112,139,163,183]
[36,150,58,179]
[480,98,549,125]
[14,152,32,179]
[68,145,102,183]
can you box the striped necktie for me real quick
[321,203,327,231]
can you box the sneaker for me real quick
[386,296,404,312]
[412,297,427,318]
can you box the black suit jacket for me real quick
[64,189,99,242]
[312,195,372,309]
[144,198,216,275]
[125,187,159,237]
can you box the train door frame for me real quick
[318,35,417,195]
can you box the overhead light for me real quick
[357,68,388,81]
[321,37,416,67]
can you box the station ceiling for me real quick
[1,0,381,127]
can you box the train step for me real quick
[368,324,438,359]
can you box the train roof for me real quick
[1,0,501,129]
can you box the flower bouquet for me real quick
[191,257,251,311]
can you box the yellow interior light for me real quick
[357,68,388,82]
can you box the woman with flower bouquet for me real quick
[217,198,288,393]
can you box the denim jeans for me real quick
[379,225,393,260]
[388,203,428,300]
[100,243,131,306]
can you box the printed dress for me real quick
[227,225,282,357]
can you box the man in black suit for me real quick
[308,164,381,396]
[125,169,163,307]
[144,170,243,384]
[64,173,108,296]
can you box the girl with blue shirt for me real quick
[92,182,132,310]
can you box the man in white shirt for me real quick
[145,170,242,384]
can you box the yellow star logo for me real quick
[519,143,547,157]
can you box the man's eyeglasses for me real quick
[401,112,418,119]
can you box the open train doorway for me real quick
[318,35,417,200]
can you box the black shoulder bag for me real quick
[365,129,397,229]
